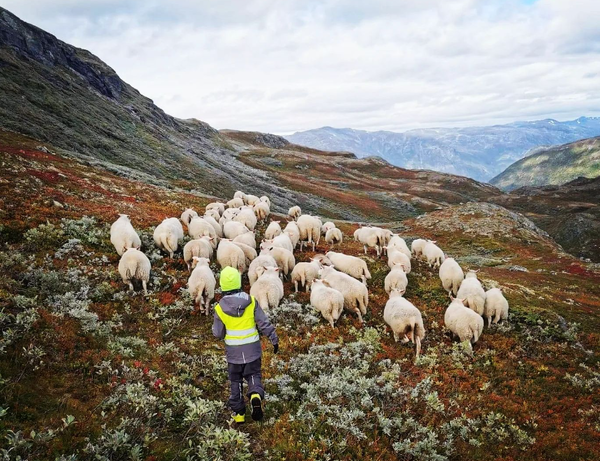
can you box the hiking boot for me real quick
[250,393,263,421]
[232,411,245,424]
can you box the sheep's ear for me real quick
[123,246,129,253]
[460,298,468,306]
[135,245,141,250]
[399,288,406,295]
[192,256,200,261]
[450,295,456,301]
[274,267,279,272]
[321,279,331,287]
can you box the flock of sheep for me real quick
[110,191,509,357]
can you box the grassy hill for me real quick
[0,131,599,460]
[490,137,600,191]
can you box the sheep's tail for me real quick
[471,323,481,343]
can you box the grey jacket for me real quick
[212,291,278,364]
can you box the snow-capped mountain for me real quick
[285,117,600,182]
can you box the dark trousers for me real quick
[227,357,264,414]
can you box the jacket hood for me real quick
[219,291,253,317]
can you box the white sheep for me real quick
[233,207,257,231]
[264,221,283,240]
[310,279,344,328]
[259,196,271,207]
[353,227,382,256]
[297,214,321,251]
[217,239,246,273]
[411,238,427,258]
[262,233,293,253]
[283,221,300,248]
[232,241,257,266]
[244,194,260,206]
[233,231,256,249]
[253,201,270,222]
[325,251,371,285]
[222,207,240,221]
[227,197,244,208]
[312,253,333,267]
[248,254,278,286]
[183,237,214,271]
[423,241,445,268]
[188,216,217,242]
[383,290,425,358]
[319,266,368,323]
[384,265,408,295]
[259,246,295,278]
[223,221,250,240]
[456,270,486,316]
[321,221,336,235]
[288,205,301,220]
[206,202,225,216]
[387,235,411,258]
[378,228,394,253]
[290,258,322,292]
[439,258,464,296]
[187,257,215,315]
[387,248,412,273]
[444,298,484,352]
[234,191,246,201]
[203,214,223,238]
[483,288,509,326]
[153,217,184,258]
[325,228,343,247]
[118,248,151,295]
[205,208,221,221]
[250,266,283,310]
[180,208,198,226]
[110,214,141,256]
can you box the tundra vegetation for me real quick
[0,133,599,460]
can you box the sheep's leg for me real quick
[363,245,368,255]
[393,331,400,342]
[294,281,298,293]
[127,281,134,292]
[401,335,410,343]
[415,336,421,358]
[141,281,148,296]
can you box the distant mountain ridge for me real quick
[490,136,600,191]
[285,118,600,182]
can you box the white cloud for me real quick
[3,0,600,133]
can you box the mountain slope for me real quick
[490,136,600,191]
[285,119,600,182]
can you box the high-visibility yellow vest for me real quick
[214,296,259,346]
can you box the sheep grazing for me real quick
[262,233,293,253]
[118,248,151,296]
[383,290,425,358]
[206,202,225,216]
[423,241,445,269]
[250,266,284,310]
[221,207,240,221]
[233,231,256,249]
[248,254,278,286]
[153,217,184,258]
[188,217,217,242]
[233,207,257,231]
[291,259,322,292]
[264,221,283,240]
[217,239,247,273]
[110,214,141,256]
[319,266,368,323]
[310,279,344,328]
[183,237,214,271]
[232,241,257,266]
[387,248,412,274]
[205,208,221,221]
[223,221,250,240]
[444,298,484,352]
[312,253,333,267]
[259,195,271,206]
[283,221,300,249]
[439,258,464,296]
[387,235,411,258]
[202,214,223,238]
[227,197,244,208]
[187,257,216,315]
[378,228,394,254]
[253,201,270,222]
[325,251,371,285]
[180,208,198,226]
[259,246,295,278]
[384,265,408,295]
[321,221,336,235]
[297,214,322,251]
[244,194,260,206]
[325,228,343,247]
[288,205,301,221]
[353,227,383,256]
[411,238,428,259]
[234,191,247,201]
[483,288,509,326]
[456,270,486,316]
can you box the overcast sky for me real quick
[4,0,600,133]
